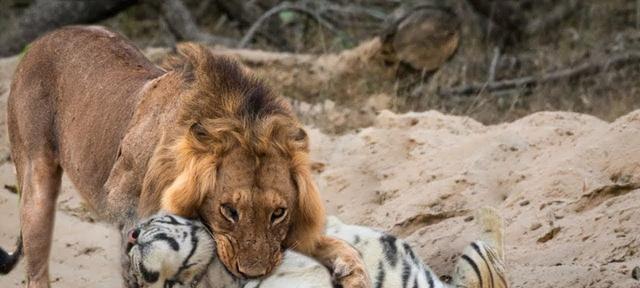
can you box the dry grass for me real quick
[402,0,640,124]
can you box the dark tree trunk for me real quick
[157,0,236,47]
[0,0,138,57]
[466,0,577,39]
[465,0,528,34]
[212,0,288,48]
[212,0,260,27]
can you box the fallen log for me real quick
[0,0,137,57]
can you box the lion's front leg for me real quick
[307,235,371,288]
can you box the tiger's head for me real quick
[126,214,215,288]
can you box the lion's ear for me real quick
[190,122,212,144]
[174,43,210,84]
[287,153,325,253]
[292,127,307,142]
[285,127,309,152]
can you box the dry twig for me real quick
[488,47,500,83]
[439,51,640,96]
[467,0,578,37]
[159,0,236,47]
[524,0,579,35]
[238,1,340,48]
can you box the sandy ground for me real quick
[1,53,640,288]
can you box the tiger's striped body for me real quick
[324,216,445,288]
[127,208,507,288]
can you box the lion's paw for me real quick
[331,254,371,288]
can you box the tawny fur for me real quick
[2,26,368,288]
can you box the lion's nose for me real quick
[236,260,268,278]
[127,228,140,244]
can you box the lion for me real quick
[0,26,369,288]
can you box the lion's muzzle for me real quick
[236,259,269,278]
[232,239,282,279]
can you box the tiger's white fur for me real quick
[128,208,507,288]
[126,214,216,288]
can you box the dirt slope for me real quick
[310,109,640,287]
[1,55,639,287]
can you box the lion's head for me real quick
[139,43,324,279]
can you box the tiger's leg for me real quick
[451,207,508,288]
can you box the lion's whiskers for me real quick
[287,240,300,251]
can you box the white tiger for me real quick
[125,214,217,288]
[127,208,507,288]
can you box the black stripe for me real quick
[140,261,160,283]
[154,233,180,251]
[491,251,508,286]
[375,261,385,288]
[401,260,411,288]
[151,220,191,226]
[164,279,185,288]
[164,215,184,225]
[424,269,434,288]
[461,255,482,287]
[471,242,494,288]
[497,272,508,287]
[403,242,419,265]
[153,218,192,226]
[380,235,398,267]
[175,225,203,278]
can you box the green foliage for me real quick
[278,11,297,25]
[19,44,29,57]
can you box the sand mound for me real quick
[1,53,639,287]
[309,109,640,287]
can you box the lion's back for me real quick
[8,26,165,206]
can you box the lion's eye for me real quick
[220,204,239,223]
[271,208,287,224]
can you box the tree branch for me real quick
[488,47,500,83]
[238,1,340,48]
[524,0,579,35]
[466,0,578,37]
[439,52,640,96]
[158,0,236,47]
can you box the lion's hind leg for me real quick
[7,83,63,287]
[20,155,63,288]
[451,207,508,288]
